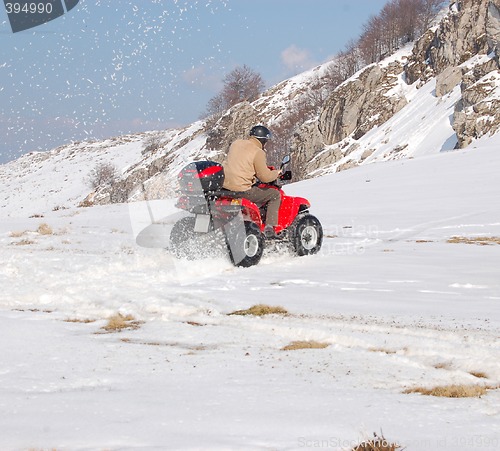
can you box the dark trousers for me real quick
[232,186,281,226]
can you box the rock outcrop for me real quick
[405,0,500,83]
[293,0,500,176]
[454,62,500,147]
[291,61,408,176]
[319,62,407,145]
[205,102,261,154]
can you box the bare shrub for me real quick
[78,198,94,208]
[142,133,164,155]
[87,162,119,190]
[352,432,402,451]
[100,313,143,333]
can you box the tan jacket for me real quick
[222,137,280,192]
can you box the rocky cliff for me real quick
[294,0,500,177]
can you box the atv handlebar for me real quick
[255,154,292,188]
[280,170,292,181]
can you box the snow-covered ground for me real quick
[1,131,499,450]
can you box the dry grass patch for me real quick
[352,433,401,451]
[122,338,162,346]
[282,340,330,351]
[228,304,288,317]
[469,371,488,379]
[121,338,210,352]
[13,308,52,313]
[186,320,205,326]
[37,223,53,235]
[14,238,35,246]
[9,230,26,238]
[100,313,143,333]
[369,347,398,355]
[433,362,452,370]
[64,318,96,324]
[447,236,500,246]
[403,383,499,398]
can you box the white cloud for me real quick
[182,65,222,92]
[280,45,316,73]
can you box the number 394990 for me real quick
[5,3,54,14]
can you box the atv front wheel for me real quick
[226,220,264,267]
[290,214,323,256]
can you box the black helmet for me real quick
[249,125,272,145]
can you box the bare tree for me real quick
[267,87,324,162]
[359,15,385,64]
[380,0,401,55]
[87,162,118,189]
[354,0,445,65]
[343,39,364,77]
[202,65,265,120]
[418,0,447,31]
[397,0,420,43]
[221,64,265,106]
[142,132,164,155]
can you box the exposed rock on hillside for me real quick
[319,63,407,146]
[295,0,500,176]
[454,62,500,147]
[406,0,500,83]
[205,102,261,154]
[406,0,500,148]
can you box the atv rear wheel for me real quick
[290,214,323,256]
[226,220,264,267]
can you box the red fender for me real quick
[276,194,310,233]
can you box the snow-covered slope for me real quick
[0,134,144,217]
[1,133,499,450]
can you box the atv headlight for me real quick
[230,199,242,205]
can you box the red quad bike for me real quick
[170,155,323,267]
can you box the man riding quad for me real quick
[222,125,281,238]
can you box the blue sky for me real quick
[0,0,388,163]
